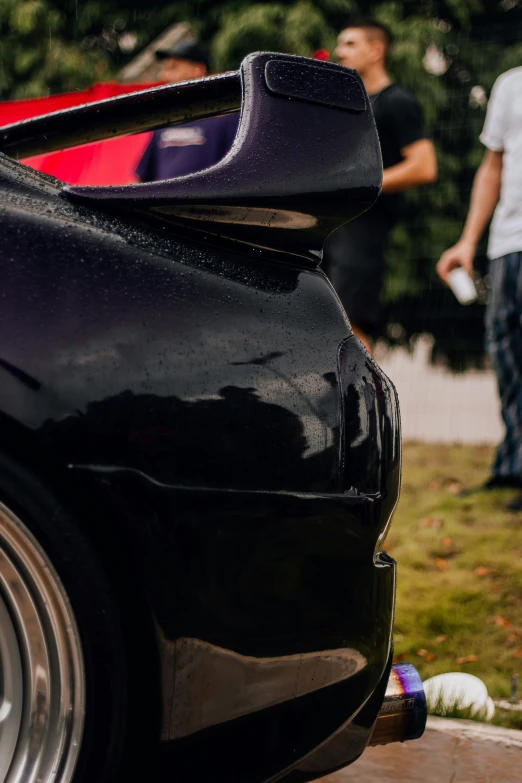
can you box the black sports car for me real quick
[0,53,425,783]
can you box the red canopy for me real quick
[0,83,160,185]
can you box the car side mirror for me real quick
[0,52,382,264]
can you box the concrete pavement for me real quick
[319,716,522,783]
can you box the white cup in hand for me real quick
[447,267,478,305]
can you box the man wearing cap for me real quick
[136,40,239,182]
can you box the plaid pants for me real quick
[486,251,522,478]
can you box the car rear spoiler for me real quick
[0,52,382,264]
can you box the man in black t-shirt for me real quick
[323,19,437,352]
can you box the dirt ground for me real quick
[387,442,522,720]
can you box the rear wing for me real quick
[0,52,382,264]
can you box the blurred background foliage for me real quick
[1,0,522,367]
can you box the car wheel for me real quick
[0,451,128,782]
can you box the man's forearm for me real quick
[381,158,429,193]
[436,150,503,280]
[460,154,502,246]
[381,139,437,193]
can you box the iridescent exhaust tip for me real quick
[369,663,427,746]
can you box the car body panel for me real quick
[0,53,400,782]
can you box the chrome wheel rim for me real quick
[0,501,85,782]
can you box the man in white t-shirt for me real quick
[437,67,522,501]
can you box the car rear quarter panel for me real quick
[0,164,398,782]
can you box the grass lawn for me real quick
[386,442,522,729]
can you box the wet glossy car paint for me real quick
[0,54,400,782]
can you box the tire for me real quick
[0,451,129,782]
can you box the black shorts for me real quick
[322,210,393,333]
